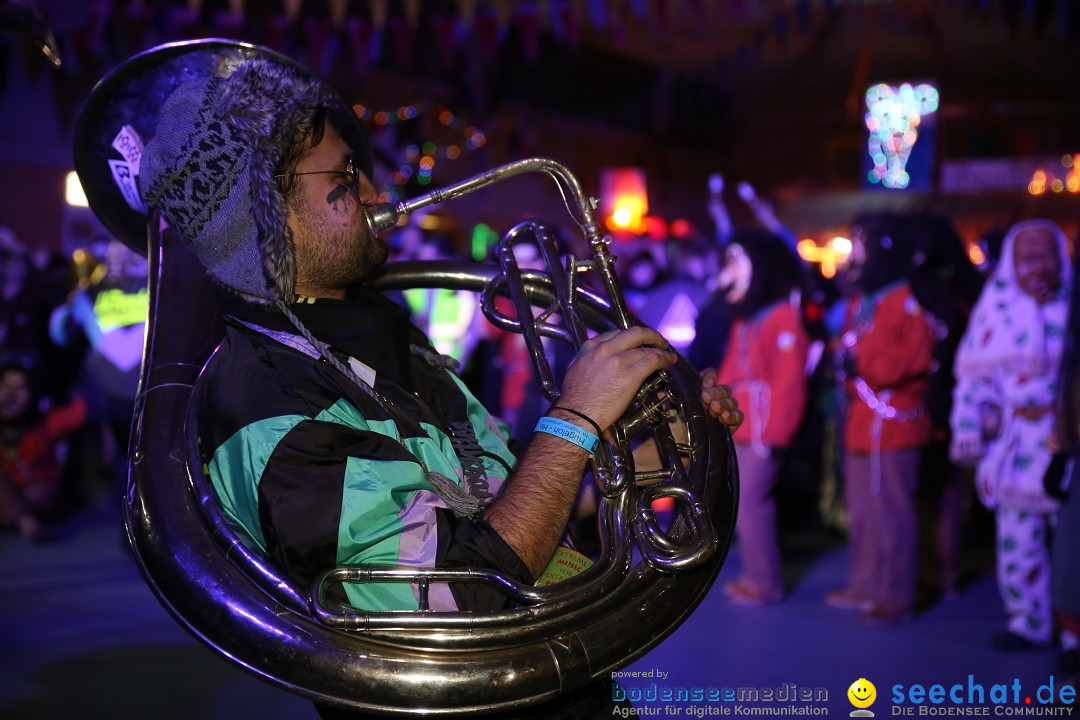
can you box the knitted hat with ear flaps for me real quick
[139,57,364,305]
[137,54,495,517]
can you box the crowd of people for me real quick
[386,177,1078,679]
[4,173,1078,670]
[3,178,1079,667]
[0,229,145,543]
[668,184,1077,680]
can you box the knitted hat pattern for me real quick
[139,57,340,304]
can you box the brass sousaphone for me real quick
[73,39,738,716]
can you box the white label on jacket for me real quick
[348,356,377,387]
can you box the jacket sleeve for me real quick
[950,372,996,439]
[855,291,935,391]
[205,325,530,614]
[230,416,530,613]
[761,310,810,448]
[436,509,535,610]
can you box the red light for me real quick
[643,216,668,240]
[600,167,648,232]
[669,218,693,238]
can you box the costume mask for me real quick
[1013,227,1061,304]
[719,243,752,304]
[0,369,31,422]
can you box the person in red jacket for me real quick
[715,229,810,606]
[826,212,942,626]
[0,360,87,542]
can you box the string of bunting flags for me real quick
[11,0,1077,153]
[19,0,1075,94]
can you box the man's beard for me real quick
[291,196,389,292]
[307,234,387,291]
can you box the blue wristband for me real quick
[534,416,600,454]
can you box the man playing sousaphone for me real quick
[136,48,741,719]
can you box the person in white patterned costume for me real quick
[950,219,1072,650]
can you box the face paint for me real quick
[326,184,349,207]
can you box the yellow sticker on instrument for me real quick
[535,546,594,586]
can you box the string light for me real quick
[352,102,487,201]
[797,236,851,279]
[1028,154,1080,196]
[968,244,986,267]
[1030,168,1048,195]
[864,82,939,190]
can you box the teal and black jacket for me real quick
[198,288,531,612]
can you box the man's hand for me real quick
[699,367,743,433]
[484,326,679,578]
[557,327,679,431]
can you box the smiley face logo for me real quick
[848,678,877,709]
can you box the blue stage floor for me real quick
[0,495,1067,719]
